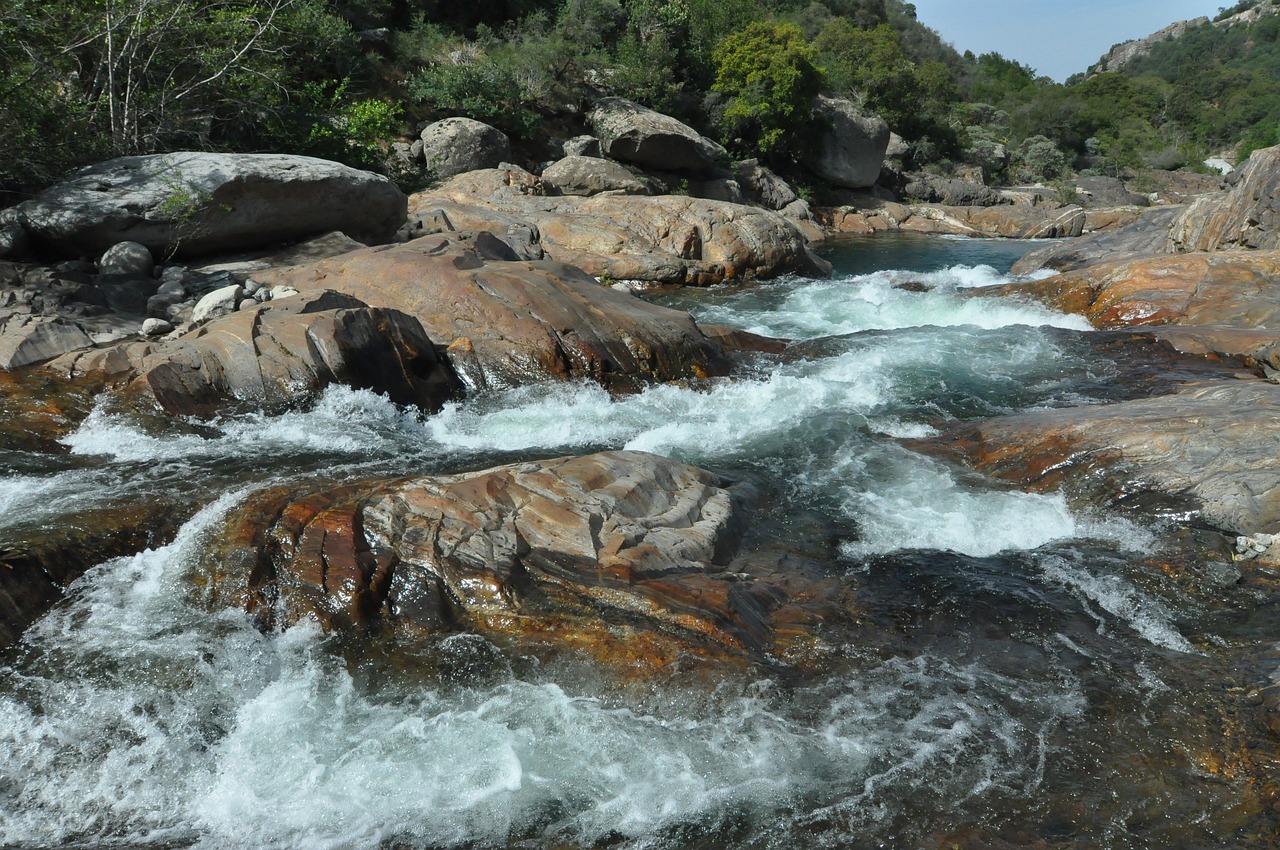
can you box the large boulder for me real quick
[48,290,460,417]
[1170,144,1280,252]
[540,156,649,197]
[1013,145,1280,274]
[588,97,728,174]
[419,117,511,180]
[251,232,731,392]
[11,152,407,259]
[734,159,798,210]
[0,312,95,370]
[902,174,1007,207]
[203,450,851,672]
[912,380,1280,537]
[802,96,890,190]
[408,166,829,286]
[985,251,1280,329]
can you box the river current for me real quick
[2,233,1277,848]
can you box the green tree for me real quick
[712,20,823,155]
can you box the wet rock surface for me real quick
[912,379,1280,537]
[204,451,853,673]
[253,231,732,391]
[989,251,1280,329]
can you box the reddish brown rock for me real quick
[1170,146,1280,252]
[986,251,1280,329]
[205,451,857,674]
[407,167,827,285]
[47,289,460,417]
[899,204,1086,238]
[912,380,1280,536]
[253,233,730,391]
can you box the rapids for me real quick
[2,233,1277,849]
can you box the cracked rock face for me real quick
[253,232,731,391]
[47,289,460,417]
[203,451,803,672]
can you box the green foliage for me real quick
[712,21,823,154]
[407,59,541,138]
[285,80,403,170]
[1014,135,1067,181]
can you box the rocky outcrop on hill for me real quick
[252,232,731,391]
[588,97,728,175]
[46,290,460,418]
[408,166,828,285]
[8,152,407,259]
[204,450,853,672]
[1090,17,1208,74]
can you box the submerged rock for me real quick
[252,232,732,391]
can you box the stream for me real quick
[2,232,1277,849]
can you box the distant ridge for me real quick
[1088,0,1278,75]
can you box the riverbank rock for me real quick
[0,312,95,370]
[588,97,728,175]
[1170,145,1280,252]
[803,96,890,190]
[1012,146,1279,273]
[911,380,1280,537]
[419,117,511,179]
[987,251,1280,328]
[408,166,828,285]
[901,204,1086,239]
[47,290,460,418]
[540,156,649,196]
[205,450,856,673]
[251,232,730,391]
[1011,207,1185,273]
[10,152,407,259]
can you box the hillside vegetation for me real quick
[2,0,1278,197]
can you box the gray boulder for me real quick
[12,152,407,259]
[420,118,511,180]
[588,97,727,174]
[734,159,798,210]
[803,96,890,190]
[0,224,30,260]
[562,135,602,158]
[99,241,155,277]
[541,156,649,197]
[0,313,95,370]
[192,283,243,324]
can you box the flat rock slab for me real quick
[252,232,730,391]
[987,251,1280,329]
[203,451,852,673]
[911,379,1280,536]
[12,152,406,259]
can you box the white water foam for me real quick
[61,386,428,463]
[687,266,1091,340]
[1038,554,1200,654]
[830,445,1155,559]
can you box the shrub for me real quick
[712,21,823,155]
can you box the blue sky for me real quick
[908,0,1225,81]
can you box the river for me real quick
[2,233,1277,848]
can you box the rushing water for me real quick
[2,233,1277,849]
